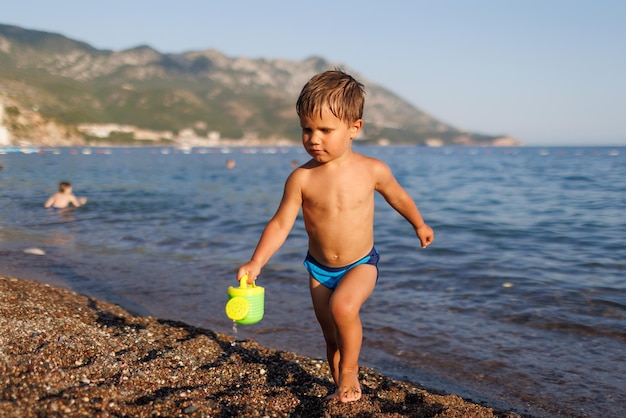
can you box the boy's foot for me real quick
[324,390,338,401]
[338,369,361,403]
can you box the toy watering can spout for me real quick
[225,274,265,325]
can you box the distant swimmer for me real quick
[44,181,87,209]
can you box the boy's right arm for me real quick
[44,195,55,208]
[237,172,303,284]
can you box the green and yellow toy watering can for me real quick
[225,274,265,325]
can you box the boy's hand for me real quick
[237,260,263,285]
[416,224,434,248]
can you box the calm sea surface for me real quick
[0,146,624,417]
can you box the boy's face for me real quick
[299,106,362,163]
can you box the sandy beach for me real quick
[0,275,521,417]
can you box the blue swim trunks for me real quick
[304,247,380,290]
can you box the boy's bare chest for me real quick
[303,177,372,212]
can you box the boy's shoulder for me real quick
[352,152,389,169]
[293,153,389,173]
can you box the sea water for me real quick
[0,146,624,417]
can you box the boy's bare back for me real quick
[44,183,87,209]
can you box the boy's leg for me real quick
[331,264,377,402]
[309,277,340,390]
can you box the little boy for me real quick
[44,181,87,209]
[237,70,434,403]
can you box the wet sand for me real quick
[0,275,522,417]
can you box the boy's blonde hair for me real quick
[296,70,365,124]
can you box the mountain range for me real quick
[0,23,521,147]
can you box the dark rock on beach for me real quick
[0,275,521,417]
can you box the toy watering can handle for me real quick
[239,274,255,289]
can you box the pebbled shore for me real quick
[0,275,521,417]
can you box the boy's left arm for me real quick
[375,161,434,248]
[69,195,84,207]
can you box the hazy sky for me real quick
[3,0,625,146]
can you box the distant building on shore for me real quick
[0,102,11,146]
